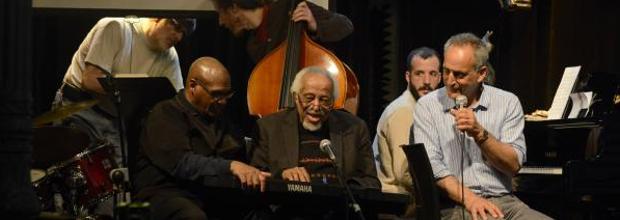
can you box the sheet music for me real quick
[547,66,581,120]
[568,92,593,119]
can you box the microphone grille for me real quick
[455,95,468,106]
[319,139,331,152]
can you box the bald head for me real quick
[186,57,233,117]
[186,57,230,89]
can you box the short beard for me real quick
[302,120,322,131]
[408,86,421,100]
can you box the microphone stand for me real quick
[459,130,466,220]
[103,75,131,220]
[455,96,468,220]
[330,160,366,220]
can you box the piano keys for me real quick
[518,166,562,175]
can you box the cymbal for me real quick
[33,99,98,127]
[31,127,90,169]
[30,169,46,183]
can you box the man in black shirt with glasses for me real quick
[133,57,270,220]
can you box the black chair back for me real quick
[401,143,440,220]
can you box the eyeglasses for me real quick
[296,93,333,107]
[169,19,188,35]
[193,78,235,101]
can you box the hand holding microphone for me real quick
[450,95,485,139]
[451,95,475,134]
[451,95,474,132]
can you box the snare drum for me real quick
[49,144,118,206]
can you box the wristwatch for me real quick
[476,129,489,144]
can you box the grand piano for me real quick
[515,73,620,219]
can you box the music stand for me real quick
[98,76,176,168]
[98,76,176,219]
[401,143,440,220]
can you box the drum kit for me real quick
[32,100,118,218]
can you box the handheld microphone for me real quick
[319,139,336,161]
[455,95,468,109]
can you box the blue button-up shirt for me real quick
[412,84,526,196]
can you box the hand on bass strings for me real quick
[292,1,317,32]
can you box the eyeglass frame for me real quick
[192,78,235,101]
[168,19,189,36]
[294,92,334,109]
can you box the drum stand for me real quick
[41,163,89,218]
[110,168,131,216]
[65,166,88,217]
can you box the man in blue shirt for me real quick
[412,33,551,220]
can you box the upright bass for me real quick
[247,0,359,117]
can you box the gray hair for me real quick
[443,32,493,71]
[289,66,339,99]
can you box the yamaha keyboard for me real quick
[199,176,410,216]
